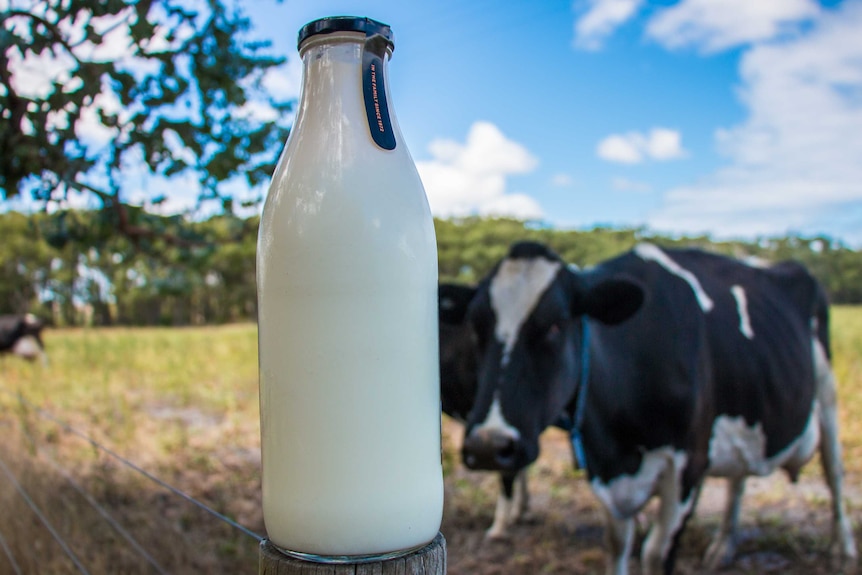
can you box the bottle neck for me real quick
[297,33,398,151]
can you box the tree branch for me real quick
[74,181,201,249]
[5,10,85,66]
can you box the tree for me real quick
[0,0,291,247]
[0,212,54,314]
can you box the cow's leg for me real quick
[703,476,745,569]
[814,341,858,566]
[602,508,634,575]
[485,469,528,539]
[515,468,529,518]
[641,456,697,575]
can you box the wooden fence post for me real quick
[259,532,446,574]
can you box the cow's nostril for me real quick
[462,432,519,471]
[495,438,517,467]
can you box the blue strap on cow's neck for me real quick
[571,320,590,470]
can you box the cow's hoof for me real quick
[641,554,664,575]
[484,526,512,542]
[702,537,735,571]
[830,541,859,575]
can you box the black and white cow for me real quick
[447,241,856,575]
[440,282,532,537]
[0,313,47,363]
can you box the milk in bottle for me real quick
[256,16,443,560]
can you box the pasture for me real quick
[1,308,861,574]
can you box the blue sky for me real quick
[243,0,862,245]
[4,0,862,246]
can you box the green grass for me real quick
[831,306,862,476]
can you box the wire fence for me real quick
[0,388,264,575]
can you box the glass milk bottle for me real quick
[256,17,443,561]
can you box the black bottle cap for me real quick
[297,16,394,51]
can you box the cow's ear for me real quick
[439,283,477,325]
[580,276,644,325]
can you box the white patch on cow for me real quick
[642,463,697,575]
[24,313,40,326]
[603,512,635,575]
[730,285,755,339]
[490,256,561,364]
[742,255,770,268]
[12,334,42,361]
[707,408,819,478]
[486,469,528,539]
[703,476,746,570]
[634,243,714,312]
[590,447,687,521]
[473,394,521,441]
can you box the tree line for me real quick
[2,210,861,327]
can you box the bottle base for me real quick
[269,540,431,564]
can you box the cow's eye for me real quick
[545,323,561,343]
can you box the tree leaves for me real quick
[1,0,292,248]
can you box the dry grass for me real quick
[0,325,262,575]
[0,307,860,574]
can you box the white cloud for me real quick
[123,169,201,216]
[574,0,644,50]
[646,0,820,53]
[75,89,122,146]
[235,100,281,123]
[597,128,687,164]
[263,58,303,100]
[612,177,652,193]
[551,173,575,187]
[416,121,543,220]
[597,134,641,164]
[648,2,862,242]
[70,11,136,60]
[7,43,76,100]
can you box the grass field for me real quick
[1,307,861,574]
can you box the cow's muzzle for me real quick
[462,428,519,472]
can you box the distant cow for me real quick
[0,314,47,363]
[446,241,856,575]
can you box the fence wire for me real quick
[0,524,23,575]
[0,453,92,575]
[39,451,171,575]
[10,391,265,544]
[0,388,266,574]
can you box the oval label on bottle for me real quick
[363,34,396,150]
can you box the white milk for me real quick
[256,19,443,558]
